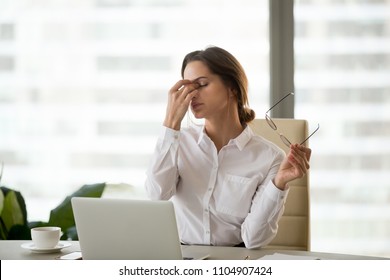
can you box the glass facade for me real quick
[2,0,389,258]
[295,0,390,257]
[0,0,268,220]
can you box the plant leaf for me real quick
[47,182,106,240]
[14,188,28,224]
[0,187,28,239]
[0,225,6,240]
[2,191,24,231]
[0,189,4,215]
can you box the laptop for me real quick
[71,197,209,260]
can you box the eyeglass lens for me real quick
[265,92,319,147]
[265,115,293,146]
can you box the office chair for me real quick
[249,118,311,251]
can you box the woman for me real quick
[145,46,311,248]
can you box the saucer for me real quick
[21,242,71,253]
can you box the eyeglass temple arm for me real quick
[266,92,294,115]
[300,123,320,145]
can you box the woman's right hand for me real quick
[163,79,199,130]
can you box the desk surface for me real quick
[0,240,387,260]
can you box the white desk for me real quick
[0,240,387,260]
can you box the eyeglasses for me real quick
[265,92,320,147]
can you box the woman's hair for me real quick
[181,46,255,125]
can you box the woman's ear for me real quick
[229,88,238,99]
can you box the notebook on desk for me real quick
[71,197,209,260]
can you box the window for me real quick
[0,56,14,71]
[0,23,14,41]
[0,0,269,221]
[295,0,390,257]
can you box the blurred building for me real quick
[0,1,268,219]
[0,0,389,257]
[295,0,390,257]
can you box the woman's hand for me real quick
[274,144,312,190]
[163,80,199,130]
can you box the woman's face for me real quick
[183,60,233,120]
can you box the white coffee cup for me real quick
[31,226,61,249]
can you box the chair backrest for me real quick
[249,118,311,251]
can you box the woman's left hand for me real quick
[274,144,312,190]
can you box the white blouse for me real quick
[145,124,289,249]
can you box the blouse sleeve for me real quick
[144,127,181,201]
[241,149,290,249]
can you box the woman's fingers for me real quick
[164,80,199,130]
[169,79,191,94]
[298,145,312,161]
[169,80,199,106]
[296,146,310,169]
[288,144,310,177]
[180,82,199,100]
[289,152,306,176]
[170,80,199,95]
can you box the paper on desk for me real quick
[257,253,320,260]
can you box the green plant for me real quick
[0,182,106,240]
[0,186,29,240]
